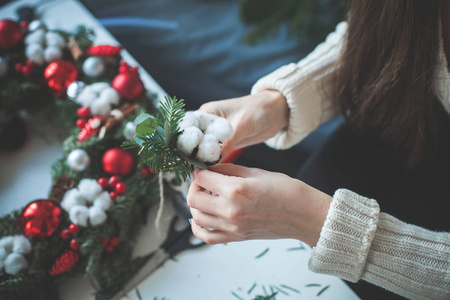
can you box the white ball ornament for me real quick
[82,57,105,77]
[28,20,46,32]
[4,253,28,275]
[67,149,91,171]
[66,81,85,100]
[0,57,8,78]
[123,121,136,140]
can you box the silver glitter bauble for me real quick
[123,121,136,140]
[66,81,85,100]
[82,57,105,77]
[67,149,91,171]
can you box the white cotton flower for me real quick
[4,253,28,275]
[61,188,85,211]
[25,43,45,65]
[78,179,103,201]
[0,247,8,260]
[0,236,14,252]
[88,206,107,226]
[193,110,216,131]
[45,32,66,48]
[93,191,112,210]
[179,111,200,131]
[61,178,113,227]
[100,87,120,106]
[25,29,46,45]
[197,134,221,163]
[74,83,121,116]
[205,116,233,142]
[90,97,112,116]
[44,46,62,62]
[12,236,31,255]
[69,205,90,226]
[177,126,203,156]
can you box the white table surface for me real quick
[0,1,360,299]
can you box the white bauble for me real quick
[67,149,91,171]
[66,81,85,100]
[123,121,136,140]
[82,57,105,77]
[28,20,46,32]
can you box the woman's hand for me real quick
[187,164,332,246]
[200,90,289,160]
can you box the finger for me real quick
[187,182,224,215]
[206,163,255,178]
[191,219,241,245]
[190,208,228,230]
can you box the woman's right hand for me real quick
[200,90,289,160]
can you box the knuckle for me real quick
[227,207,243,222]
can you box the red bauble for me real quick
[115,182,127,195]
[111,67,145,101]
[85,45,122,57]
[102,148,135,177]
[20,200,63,238]
[68,223,79,234]
[44,61,78,97]
[0,20,24,50]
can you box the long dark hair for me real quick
[335,0,445,169]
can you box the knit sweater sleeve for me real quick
[309,189,450,300]
[250,22,347,150]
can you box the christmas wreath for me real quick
[0,6,234,300]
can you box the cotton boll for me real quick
[45,32,66,48]
[0,236,14,252]
[0,247,8,260]
[177,126,203,155]
[69,205,89,226]
[193,110,216,131]
[178,111,199,131]
[89,206,107,226]
[12,236,31,255]
[90,97,112,116]
[196,134,221,163]
[75,88,97,107]
[205,117,233,142]
[61,188,85,211]
[100,87,121,106]
[93,191,112,211]
[44,46,62,62]
[25,29,45,45]
[78,179,102,201]
[89,82,110,93]
[25,43,45,65]
[4,253,27,275]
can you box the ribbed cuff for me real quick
[308,189,380,282]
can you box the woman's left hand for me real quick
[187,164,332,246]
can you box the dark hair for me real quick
[335,0,445,169]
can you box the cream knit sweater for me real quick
[251,22,450,299]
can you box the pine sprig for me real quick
[125,95,204,184]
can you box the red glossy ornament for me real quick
[69,239,80,251]
[115,182,127,195]
[97,177,108,189]
[111,67,145,101]
[68,223,79,234]
[102,148,135,177]
[75,119,86,128]
[105,244,115,253]
[61,229,71,240]
[100,237,109,245]
[140,167,149,177]
[108,175,120,188]
[44,61,78,97]
[20,200,63,238]
[77,107,91,118]
[109,236,119,246]
[0,20,24,50]
[109,191,118,201]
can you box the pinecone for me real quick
[49,176,75,203]
[48,249,79,276]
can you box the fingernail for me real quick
[188,218,193,225]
